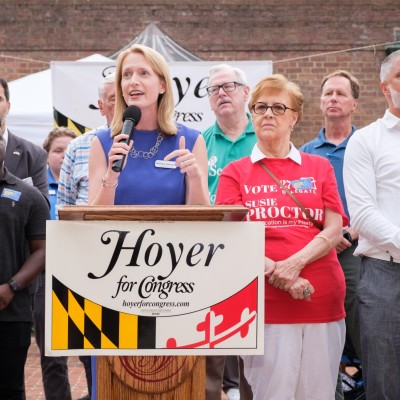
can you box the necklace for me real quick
[129,132,164,159]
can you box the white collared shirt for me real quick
[3,127,9,145]
[344,109,400,262]
[250,141,302,165]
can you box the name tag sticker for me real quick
[155,160,177,169]
[1,188,22,201]
[290,178,313,190]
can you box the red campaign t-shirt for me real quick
[216,153,347,324]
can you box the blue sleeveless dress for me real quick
[97,124,200,205]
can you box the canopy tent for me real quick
[109,23,202,61]
[7,68,52,146]
[7,54,113,146]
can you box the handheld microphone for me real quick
[111,105,142,173]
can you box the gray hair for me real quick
[98,72,115,100]
[208,64,248,86]
[380,50,400,82]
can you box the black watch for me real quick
[8,279,21,293]
[342,230,353,244]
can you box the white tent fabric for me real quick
[109,23,202,61]
[7,54,112,146]
[7,68,52,146]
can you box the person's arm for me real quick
[88,134,129,205]
[288,276,315,301]
[335,225,358,254]
[164,135,210,205]
[88,136,114,205]
[266,259,316,301]
[344,131,400,259]
[267,207,342,291]
[0,239,45,311]
[215,162,243,206]
[31,147,49,200]
[184,135,209,205]
[57,143,77,206]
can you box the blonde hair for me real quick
[112,44,177,137]
[249,74,304,122]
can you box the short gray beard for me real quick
[388,85,400,109]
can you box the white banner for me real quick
[51,60,272,133]
[45,220,265,356]
[170,60,272,131]
[51,61,116,131]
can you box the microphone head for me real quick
[123,105,141,123]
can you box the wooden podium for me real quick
[58,205,248,400]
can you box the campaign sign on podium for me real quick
[45,216,264,356]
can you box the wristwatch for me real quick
[8,279,21,293]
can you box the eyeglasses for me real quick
[251,102,295,116]
[206,81,244,96]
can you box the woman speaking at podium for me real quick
[88,44,209,399]
[89,44,208,206]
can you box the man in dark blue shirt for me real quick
[301,70,362,400]
[0,132,48,399]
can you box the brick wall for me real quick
[1,0,398,145]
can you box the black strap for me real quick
[258,161,323,230]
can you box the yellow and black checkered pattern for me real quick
[53,108,92,137]
[51,276,156,350]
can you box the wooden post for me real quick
[97,356,205,399]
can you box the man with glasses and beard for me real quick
[344,49,400,400]
[203,64,256,400]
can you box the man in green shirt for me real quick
[203,64,257,205]
[203,64,256,400]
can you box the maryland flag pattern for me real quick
[51,276,156,350]
[53,108,91,136]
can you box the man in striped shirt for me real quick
[56,72,115,400]
[57,73,116,207]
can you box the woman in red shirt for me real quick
[216,74,347,400]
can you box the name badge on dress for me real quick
[155,160,177,169]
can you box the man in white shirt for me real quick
[344,49,400,400]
